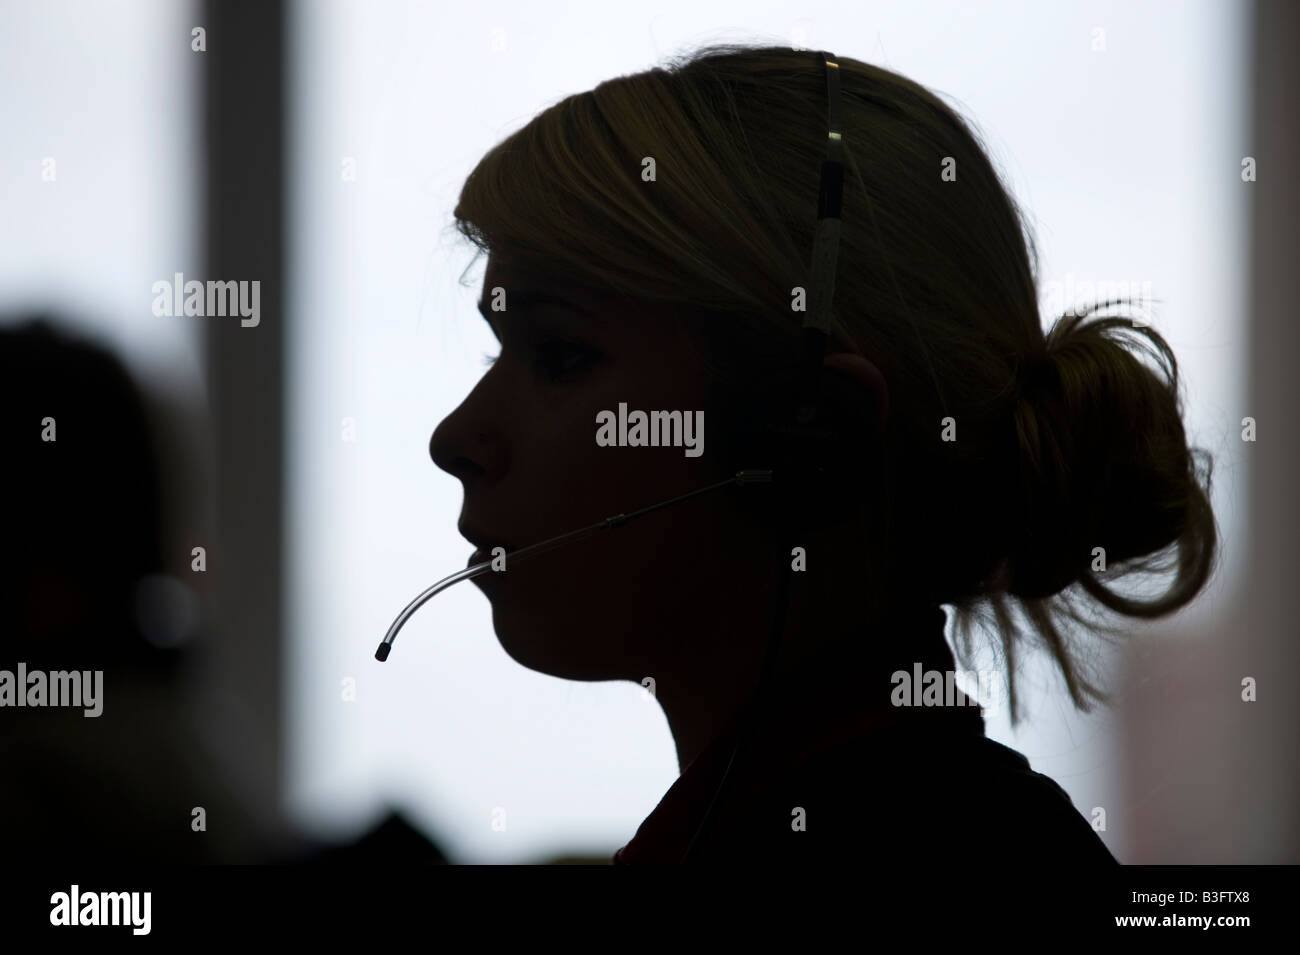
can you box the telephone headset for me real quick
[377,51,853,863]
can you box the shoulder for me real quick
[701,725,1120,868]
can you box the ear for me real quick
[823,352,889,428]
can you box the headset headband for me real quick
[795,50,844,422]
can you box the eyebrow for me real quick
[475,290,601,329]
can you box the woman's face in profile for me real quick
[429,254,777,684]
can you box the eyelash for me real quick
[480,339,600,381]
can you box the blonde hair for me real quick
[451,43,1219,724]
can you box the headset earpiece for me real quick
[719,358,882,533]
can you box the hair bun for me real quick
[1005,310,1215,603]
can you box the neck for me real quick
[660,561,951,775]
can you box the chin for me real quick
[489,603,625,682]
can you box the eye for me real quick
[533,338,600,381]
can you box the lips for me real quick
[458,522,515,555]
[460,524,517,578]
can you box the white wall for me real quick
[0,0,203,404]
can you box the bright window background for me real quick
[0,0,202,405]
[287,0,1248,862]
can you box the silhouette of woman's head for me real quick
[428,44,1217,760]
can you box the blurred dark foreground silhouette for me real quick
[0,317,464,864]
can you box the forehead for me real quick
[479,253,628,313]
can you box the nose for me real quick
[428,398,506,489]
